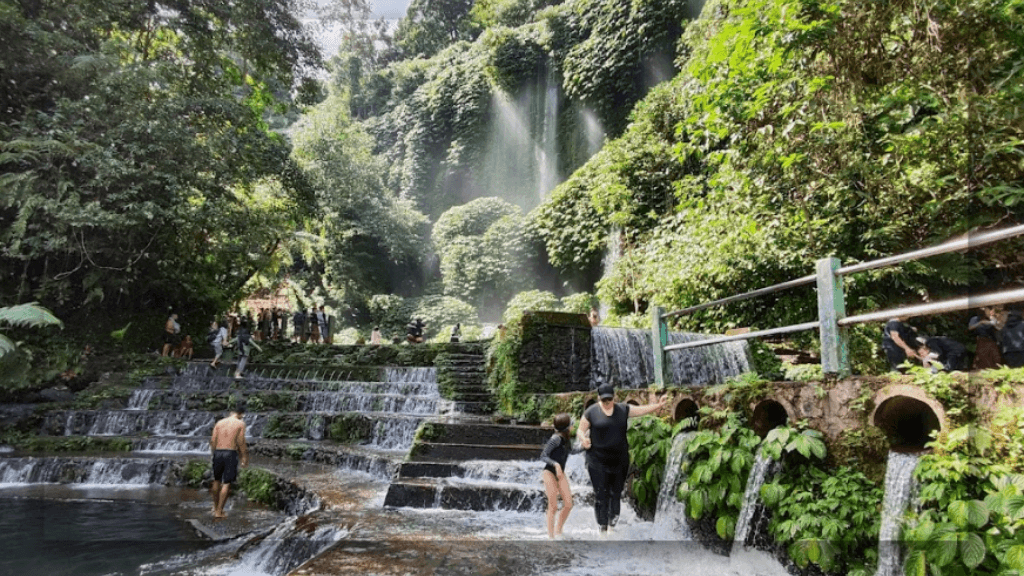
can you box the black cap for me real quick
[597,384,615,400]
[234,401,247,414]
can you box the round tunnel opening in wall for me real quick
[673,399,699,430]
[751,400,789,438]
[873,395,941,450]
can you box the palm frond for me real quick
[0,302,63,330]
[0,334,15,358]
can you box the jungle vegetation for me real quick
[2,0,1022,362]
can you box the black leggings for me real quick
[587,463,628,528]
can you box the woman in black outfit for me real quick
[576,384,667,535]
[540,413,574,539]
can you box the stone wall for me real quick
[516,311,592,392]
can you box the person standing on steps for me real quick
[576,384,667,535]
[228,323,261,379]
[162,310,180,357]
[209,320,228,369]
[209,402,248,519]
[540,413,575,539]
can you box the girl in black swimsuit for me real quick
[540,413,574,539]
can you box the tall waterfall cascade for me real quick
[591,327,750,389]
[481,66,605,210]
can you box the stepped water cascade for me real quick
[591,327,750,389]
[650,432,695,539]
[875,452,921,576]
[0,361,452,575]
[732,453,782,552]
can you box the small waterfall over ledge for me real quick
[650,432,695,539]
[875,452,920,576]
[591,327,750,389]
[732,453,782,552]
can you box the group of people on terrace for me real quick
[882,305,1024,372]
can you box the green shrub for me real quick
[236,468,277,506]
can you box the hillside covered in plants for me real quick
[2,0,1023,375]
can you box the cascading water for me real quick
[591,327,750,389]
[875,452,920,576]
[650,432,695,539]
[4,358,453,575]
[732,453,782,552]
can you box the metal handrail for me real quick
[664,321,821,351]
[651,223,1024,380]
[662,274,816,320]
[837,224,1024,276]
[840,288,1024,326]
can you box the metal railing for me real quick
[651,224,1024,384]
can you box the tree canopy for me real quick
[0,0,321,327]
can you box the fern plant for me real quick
[0,302,62,359]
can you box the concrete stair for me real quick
[436,351,494,415]
[383,419,559,511]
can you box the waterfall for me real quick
[875,452,920,576]
[591,328,750,389]
[0,457,176,486]
[384,367,437,383]
[732,453,782,551]
[537,66,560,202]
[187,515,347,576]
[650,432,695,539]
[127,389,155,410]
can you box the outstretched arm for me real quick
[628,396,668,419]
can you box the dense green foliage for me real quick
[678,414,760,539]
[530,0,1024,346]
[0,0,321,326]
[902,415,1024,575]
[626,415,681,513]
[759,425,882,574]
[433,198,534,309]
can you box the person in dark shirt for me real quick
[576,384,666,535]
[918,336,967,372]
[406,318,426,344]
[540,413,574,539]
[881,317,921,372]
[1000,308,1024,368]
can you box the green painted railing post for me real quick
[816,257,850,377]
[651,305,668,388]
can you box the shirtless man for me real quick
[209,403,248,519]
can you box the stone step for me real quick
[416,422,552,446]
[382,478,544,512]
[409,442,540,462]
[382,478,596,512]
[452,402,496,415]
